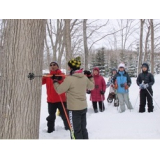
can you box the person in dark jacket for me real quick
[42,62,69,133]
[136,63,155,113]
[113,63,133,113]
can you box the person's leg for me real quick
[146,89,153,112]
[46,103,57,133]
[81,108,89,139]
[57,102,69,130]
[92,101,98,113]
[98,101,105,112]
[124,93,133,110]
[117,93,125,112]
[139,90,146,113]
[68,110,83,139]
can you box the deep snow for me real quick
[39,75,160,139]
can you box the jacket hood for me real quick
[93,67,100,76]
[72,69,84,78]
[142,63,149,71]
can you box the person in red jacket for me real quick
[87,67,106,113]
[42,62,69,133]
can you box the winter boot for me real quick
[94,108,98,113]
[114,98,119,107]
[47,127,55,133]
[139,107,145,113]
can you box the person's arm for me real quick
[56,69,65,84]
[148,74,155,86]
[127,73,131,87]
[87,77,94,90]
[53,77,71,94]
[42,76,46,85]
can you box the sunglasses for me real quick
[50,64,56,66]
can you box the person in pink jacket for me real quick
[87,67,106,113]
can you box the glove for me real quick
[120,83,125,87]
[100,90,105,95]
[84,70,92,78]
[143,83,149,89]
[124,83,129,90]
[86,90,91,94]
[51,75,62,83]
[139,83,144,89]
[106,81,111,87]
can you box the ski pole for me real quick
[58,95,75,139]
[145,88,160,110]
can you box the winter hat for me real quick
[50,61,59,68]
[142,63,149,70]
[112,68,117,72]
[118,63,125,69]
[68,56,81,70]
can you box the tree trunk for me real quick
[144,25,150,62]
[150,19,154,74]
[0,19,46,139]
[45,36,51,67]
[64,19,72,68]
[83,19,89,70]
[137,19,145,74]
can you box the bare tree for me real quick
[83,19,89,69]
[64,19,72,65]
[143,21,150,62]
[150,19,154,74]
[0,19,46,139]
[137,19,145,74]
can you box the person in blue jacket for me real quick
[113,63,133,113]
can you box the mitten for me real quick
[124,83,129,90]
[84,70,93,78]
[86,90,91,94]
[139,84,144,89]
[100,90,105,95]
[51,75,62,83]
[143,83,149,89]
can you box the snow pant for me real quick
[68,108,88,139]
[46,102,69,131]
[117,92,133,112]
[92,101,105,112]
[139,88,154,112]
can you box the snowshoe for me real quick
[107,92,115,103]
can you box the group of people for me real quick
[42,57,155,139]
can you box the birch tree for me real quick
[0,19,46,139]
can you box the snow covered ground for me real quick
[39,75,160,139]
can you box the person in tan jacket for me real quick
[52,57,94,139]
